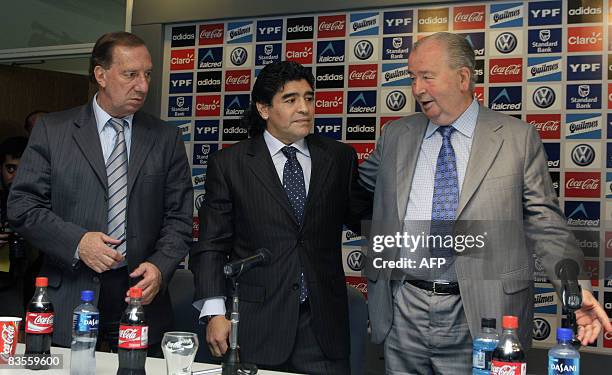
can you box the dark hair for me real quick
[243,61,315,137]
[24,110,47,132]
[0,137,28,165]
[89,32,146,84]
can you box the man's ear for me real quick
[458,67,471,91]
[256,102,269,120]
[94,65,106,88]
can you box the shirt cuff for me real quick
[194,297,226,323]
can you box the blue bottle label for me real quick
[72,312,100,333]
[548,357,579,375]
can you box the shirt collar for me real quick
[424,99,479,139]
[92,93,134,134]
[263,130,310,157]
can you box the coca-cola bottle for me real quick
[25,277,54,370]
[117,287,148,375]
[490,315,526,375]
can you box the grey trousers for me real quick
[384,281,472,375]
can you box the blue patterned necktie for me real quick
[107,118,128,262]
[430,126,458,261]
[281,146,308,302]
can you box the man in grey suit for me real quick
[8,32,193,351]
[360,32,611,374]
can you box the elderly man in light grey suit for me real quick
[360,32,611,374]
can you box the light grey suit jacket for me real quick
[360,105,589,349]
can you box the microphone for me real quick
[555,259,582,310]
[224,248,272,277]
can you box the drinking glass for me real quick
[161,331,199,375]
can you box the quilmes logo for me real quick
[532,86,556,109]
[315,91,344,114]
[382,36,411,60]
[565,201,600,228]
[385,91,407,111]
[567,55,602,81]
[229,47,248,66]
[528,28,562,54]
[224,94,249,117]
[170,49,195,70]
[316,65,344,89]
[495,32,518,53]
[565,172,600,198]
[568,26,603,52]
[350,12,379,36]
[567,0,603,24]
[544,143,560,168]
[285,42,313,64]
[199,24,224,45]
[490,2,524,28]
[256,19,283,42]
[382,63,411,86]
[346,117,376,140]
[314,117,342,140]
[286,16,314,40]
[193,143,219,166]
[318,14,346,38]
[534,287,557,314]
[417,7,449,33]
[453,5,485,30]
[532,318,551,341]
[167,120,191,142]
[527,114,560,139]
[461,32,485,57]
[528,0,562,25]
[197,47,223,69]
[317,40,345,64]
[171,25,196,47]
[195,95,221,117]
[489,86,522,111]
[348,64,377,88]
[354,40,374,60]
[168,96,192,117]
[226,21,253,44]
[489,58,522,83]
[169,72,193,94]
[383,10,413,34]
[571,144,596,166]
[255,43,281,66]
[527,57,562,82]
[196,71,221,93]
[566,84,601,110]
[222,119,248,141]
[566,114,603,139]
[347,91,376,113]
[194,120,219,142]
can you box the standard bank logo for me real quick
[565,201,600,228]
[383,10,413,34]
[169,73,194,94]
[490,2,524,28]
[350,12,379,36]
[224,94,250,117]
[193,143,219,166]
[489,86,522,111]
[168,96,192,117]
[565,113,602,139]
[198,47,223,69]
[382,36,411,60]
[317,40,345,64]
[528,0,562,26]
[528,28,562,54]
[566,84,601,110]
[567,55,602,81]
[347,91,377,114]
[256,43,281,66]
[314,118,342,140]
[256,19,283,42]
[527,57,562,82]
[226,21,253,43]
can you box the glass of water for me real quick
[161,331,199,375]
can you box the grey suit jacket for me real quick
[360,105,589,349]
[8,101,193,346]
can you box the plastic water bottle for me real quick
[548,328,580,375]
[70,290,99,375]
[472,318,498,375]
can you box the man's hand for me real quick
[78,232,124,273]
[206,315,230,357]
[126,262,162,305]
[575,289,612,345]
[0,231,9,247]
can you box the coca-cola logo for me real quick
[606,238,612,249]
[33,315,53,325]
[319,21,345,31]
[492,365,519,375]
[200,28,222,39]
[454,11,484,23]
[490,64,521,75]
[349,70,376,80]
[119,328,138,340]
[1,325,14,354]
[226,75,249,85]
[530,120,559,132]
[566,178,599,190]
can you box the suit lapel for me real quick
[396,116,428,221]
[303,135,332,220]
[456,107,504,218]
[127,111,156,199]
[72,103,108,194]
[246,136,298,226]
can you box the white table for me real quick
[2,344,292,374]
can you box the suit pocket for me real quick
[239,283,265,303]
[483,174,522,191]
[500,266,532,294]
[141,173,166,183]
[41,264,62,289]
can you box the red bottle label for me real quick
[118,325,148,349]
[490,361,526,375]
[25,312,54,334]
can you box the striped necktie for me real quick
[106,118,128,259]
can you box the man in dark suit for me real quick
[8,32,193,351]
[190,61,368,374]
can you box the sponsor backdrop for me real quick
[161,0,612,352]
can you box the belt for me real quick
[405,279,460,295]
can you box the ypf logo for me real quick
[386,91,406,111]
[495,32,518,53]
[532,318,551,341]
[572,144,596,166]
[347,250,365,271]
[354,40,374,60]
[230,47,248,66]
[532,87,556,108]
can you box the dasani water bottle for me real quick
[70,290,99,375]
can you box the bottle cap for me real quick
[81,290,94,302]
[557,328,574,341]
[129,287,142,299]
[502,315,518,329]
[35,277,48,287]
[481,318,496,329]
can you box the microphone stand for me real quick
[560,283,582,350]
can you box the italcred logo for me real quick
[461,32,485,56]
[197,47,223,69]
[565,201,600,228]
[489,86,522,111]
[317,40,345,64]
[347,91,376,114]
[224,94,249,117]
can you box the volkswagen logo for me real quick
[495,32,517,54]
[571,144,595,167]
[386,91,406,111]
[230,47,248,66]
[354,40,374,60]
[532,318,551,341]
[195,193,205,211]
[534,257,544,272]
[347,250,365,271]
[532,87,555,109]
[539,29,551,42]
[578,85,590,98]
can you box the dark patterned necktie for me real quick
[107,118,128,257]
[281,146,308,302]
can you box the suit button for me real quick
[292,283,299,291]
